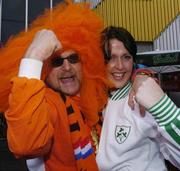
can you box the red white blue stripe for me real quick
[73,137,94,160]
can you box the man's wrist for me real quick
[18,58,43,79]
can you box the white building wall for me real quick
[73,0,101,8]
[154,15,180,51]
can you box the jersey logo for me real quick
[115,125,131,144]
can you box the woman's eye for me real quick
[110,55,117,60]
[123,55,132,60]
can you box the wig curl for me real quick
[0,1,108,126]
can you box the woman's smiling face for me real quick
[106,38,133,89]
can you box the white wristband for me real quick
[18,58,43,79]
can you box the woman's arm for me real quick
[135,77,180,168]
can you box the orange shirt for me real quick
[5,77,78,171]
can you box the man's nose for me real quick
[62,59,71,70]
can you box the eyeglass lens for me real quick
[51,53,80,67]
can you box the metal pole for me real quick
[25,0,28,32]
[0,0,2,41]
[50,0,53,11]
[49,0,53,24]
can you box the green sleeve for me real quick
[148,94,180,145]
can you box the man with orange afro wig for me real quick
[0,1,109,170]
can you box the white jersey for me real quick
[96,82,180,171]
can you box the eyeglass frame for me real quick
[51,53,80,67]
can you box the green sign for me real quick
[136,52,180,67]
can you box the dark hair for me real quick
[101,26,137,62]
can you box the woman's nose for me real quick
[115,57,123,69]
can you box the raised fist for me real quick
[24,29,62,61]
[136,77,165,109]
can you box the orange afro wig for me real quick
[0,1,109,126]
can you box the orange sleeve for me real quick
[5,77,56,158]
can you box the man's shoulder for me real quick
[45,88,64,104]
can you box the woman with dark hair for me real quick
[96,26,180,171]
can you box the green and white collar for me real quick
[110,82,132,101]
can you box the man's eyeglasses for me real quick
[51,53,80,67]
